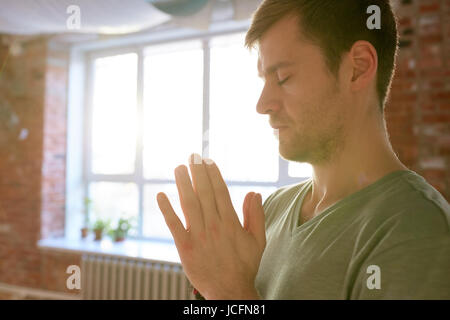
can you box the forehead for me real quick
[256,14,307,72]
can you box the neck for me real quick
[305,113,408,218]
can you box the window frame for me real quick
[83,28,308,241]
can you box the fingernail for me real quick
[203,158,214,165]
[189,153,202,165]
[174,165,184,176]
[156,193,165,205]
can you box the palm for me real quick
[156,154,265,299]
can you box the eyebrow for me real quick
[257,61,295,78]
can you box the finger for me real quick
[174,165,204,233]
[203,158,241,227]
[156,192,188,246]
[243,192,255,231]
[248,193,266,250]
[188,153,220,229]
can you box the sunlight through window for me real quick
[91,53,137,175]
[143,41,204,180]
[209,33,279,183]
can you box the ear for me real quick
[349,40,378,92]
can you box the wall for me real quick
[0,35,81,295]
[388,0,450,199]
[0,0,449,297]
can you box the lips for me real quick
[270,123,288,129]
[272,123,288,140]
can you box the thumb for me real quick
[248,193,266,251]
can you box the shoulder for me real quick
[399,170,450,221]
[356,170,450,253]
[349,171,450,299]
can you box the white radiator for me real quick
[81,254,195,300]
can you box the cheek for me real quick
[284,79,341,129]
[284,77,321,112]
[284,70,327,106]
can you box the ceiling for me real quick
[0,0,262,36]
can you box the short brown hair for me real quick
[245,0,399,112]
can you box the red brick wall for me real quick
[0,0,448,297]
[0,35,81,294]
[0,36,46,288]
[388,0,450,200]
[41,43,69,240]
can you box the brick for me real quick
[419,2,441,13]
[422,114,450,123]
[439,102,450,111]
[431,91,450,100]
[420,157,447,169]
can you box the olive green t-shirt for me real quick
[255,169,450,299]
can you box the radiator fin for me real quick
[81,254,195,300]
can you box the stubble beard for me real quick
[278,75,345,166]
[278,124,345,165]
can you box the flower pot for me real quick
[81,227,89,238]
[114,236,125,242]
[94,229,103,241]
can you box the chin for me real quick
[279,143,311,163]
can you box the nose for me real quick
[256,83,281,115]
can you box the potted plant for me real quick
[81,197,92,239]
[92,218,109,241]
[108,217,133,242]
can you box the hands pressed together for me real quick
[156,153,266,300]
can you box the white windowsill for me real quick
[37,236,181,265]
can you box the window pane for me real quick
[91,53,137,175]
[228,186,278,225]
[143,41,203,180]
[89,182,139,236]
[143,184,183,240]
[209,33,278,182]
[288,162,313,178]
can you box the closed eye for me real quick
[278,76,290,86]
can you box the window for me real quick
[85,32,312,241]
[91,53,138,176]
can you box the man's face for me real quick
[256,15,349,165]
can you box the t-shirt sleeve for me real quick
[350,234,450,299]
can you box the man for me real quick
[157,0,450,299]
